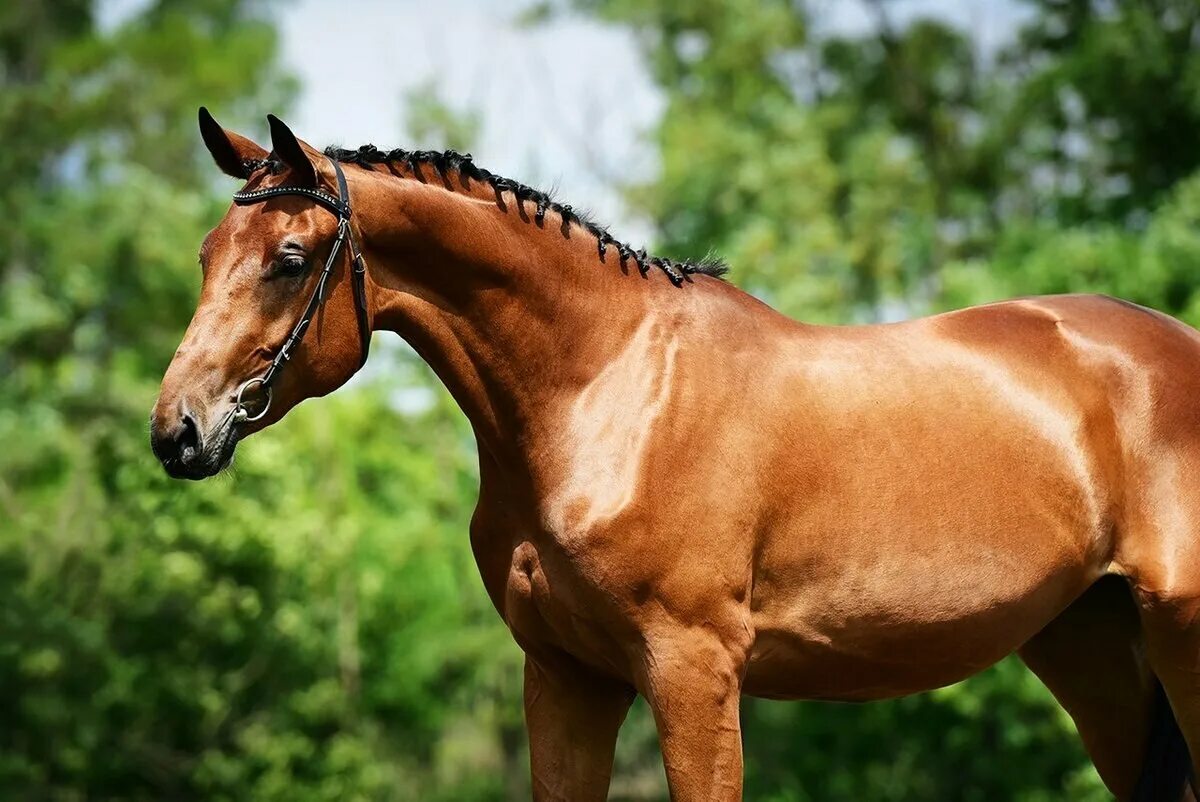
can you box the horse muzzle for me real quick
[149,400,238,480]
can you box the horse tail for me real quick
[1132,679,1193,802]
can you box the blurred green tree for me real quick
[6,1,1200,800]
[0,2,523,800]
[1003,0,1200,223]
[552,0,1200,326]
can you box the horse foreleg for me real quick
[523,653,634,802]
[637,629,749,802]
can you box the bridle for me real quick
[228,156,371,423]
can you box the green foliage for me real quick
[739,660,1106,802]
[1006,0,1200,221]
[6,1,1200,800]
[403,81,483,153]
[565,0,1200,323]
[0,2,522,800]
[2,375,524,801]
[940,173,1200,325]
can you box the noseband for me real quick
[228,156,371,423]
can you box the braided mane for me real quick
[320,145,728,286]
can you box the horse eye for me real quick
[274,255,308,279]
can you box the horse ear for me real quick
[198,107,266,179]
[267,114,318,187]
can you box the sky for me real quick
[276,0,664,240]
[102,0,1030,239]
[275,0,1030,237]
[96,0,1031,406]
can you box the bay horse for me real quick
[151,109,1200,801]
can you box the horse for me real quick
[151,109,1200,801]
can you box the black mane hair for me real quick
[321,145,728,287]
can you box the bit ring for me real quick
[232,377,272,423]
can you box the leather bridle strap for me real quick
[228,156,371,423]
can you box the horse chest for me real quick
[494,539,630,676]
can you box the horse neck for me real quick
[349,166,657,463]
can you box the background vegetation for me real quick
[4,0,1200,799]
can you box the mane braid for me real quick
[323,145,729,285]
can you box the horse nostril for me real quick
[178,413,200,464]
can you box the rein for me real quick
[228,157,371,422]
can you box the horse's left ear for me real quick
[267,114,318,187]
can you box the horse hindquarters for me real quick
[1019,576,1193,801]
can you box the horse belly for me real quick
[744,538,1089,701]
[737,328,1123,700]
[743,427,1109,700]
